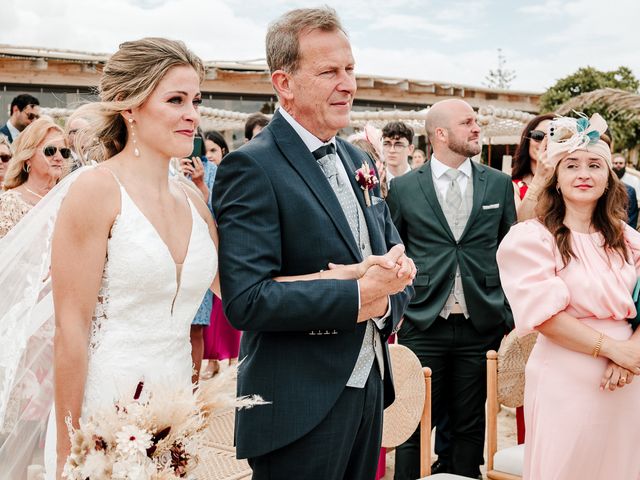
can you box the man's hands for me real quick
[356,245,415,322]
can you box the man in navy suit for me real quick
[213,7,414,480]
[0,94,40,143]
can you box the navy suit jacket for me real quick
[0,124,13,143]
[213,110,413,459]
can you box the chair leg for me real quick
[419,367,432,478]
[486,351,499,473]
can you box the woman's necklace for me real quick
[24,187,45,199]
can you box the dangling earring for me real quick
[556,184,561,194]
[128,117,140,157]
[23,163,30,173]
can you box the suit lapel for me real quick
[270,112,362,260]
[460,161,487,239]
[417,161,455,241]
[336,141,385,255]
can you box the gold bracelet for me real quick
[592,332,605,358]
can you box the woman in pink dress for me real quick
[497,113,640,480]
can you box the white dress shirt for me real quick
[430,154,472,197]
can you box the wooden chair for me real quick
[485,350,524,480]
[381,343,433,477]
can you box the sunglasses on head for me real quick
[43,145,71,159]
[0,154,11,163]
[529,130,546,142]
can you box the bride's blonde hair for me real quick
[75,37,205,162]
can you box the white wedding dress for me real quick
[41,170,218,478]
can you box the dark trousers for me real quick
[394,315,502,479]
[249,366,383,480]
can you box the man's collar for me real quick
[278,107,335,153]
[431,154,472,178]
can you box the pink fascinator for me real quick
[547,112,611,167]
[348,124,384,161]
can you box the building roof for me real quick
[0,44,541,112]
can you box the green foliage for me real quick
[540,67,640,150]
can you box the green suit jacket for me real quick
[386,159,516,334]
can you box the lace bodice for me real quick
[81,178,218,415]
[0,190,33,238]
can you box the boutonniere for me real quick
[355,162,379,207]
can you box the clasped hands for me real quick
[599,336,640,392]
[328,244,416,322]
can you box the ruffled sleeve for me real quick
[497,220,570,336]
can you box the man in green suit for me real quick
[387,99,516,479]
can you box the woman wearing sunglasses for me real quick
[0,134,11,189]
[0,118,69,238]
[511,113,556,221]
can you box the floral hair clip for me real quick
[355,162,379,207]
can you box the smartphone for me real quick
[190,135,204,161]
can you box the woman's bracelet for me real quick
[592,332,605,358]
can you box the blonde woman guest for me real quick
[0,134,11,189]
[411,148,426,169]
[0,119,68,237]
[497,114,640,480]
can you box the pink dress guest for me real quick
[204,295,241,361]
[497,219,640,480]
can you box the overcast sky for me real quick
[2,0,639,93]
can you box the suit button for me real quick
[457,244,462,250]
[449,273,454,279]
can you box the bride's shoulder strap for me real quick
[96,166,125,188]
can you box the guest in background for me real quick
[0,118,68,238]
[0,135,11,189]
[388,99,515,479]
[0,94,40,143]
[65,115,90,171]
[498,113,640,480]
[411,148,426,169]
[382,121,414,183]
[204,130,228,167]
[244,112,270,142]
[202,130,240,377]
[511,113,556,221]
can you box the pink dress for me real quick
[203,295,241,360]
[497,220,640,480]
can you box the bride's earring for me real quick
[128,117,140,157]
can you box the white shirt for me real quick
[6,120,19,142]
[386,164,412,183]
[430,154,472,197]
[621,172,640,202]
[279,107,390,326]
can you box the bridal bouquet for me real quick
[63,369,266,480]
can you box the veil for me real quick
[0,166,94,479]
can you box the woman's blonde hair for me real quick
[76,37,205,162]
[3,118,65,189]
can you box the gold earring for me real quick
[128,117,140,157]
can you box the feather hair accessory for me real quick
[547,112,611,167]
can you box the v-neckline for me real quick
[119,183,195,268]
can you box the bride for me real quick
[49,38,218,478]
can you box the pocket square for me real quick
[371,195,384,205]
[482,203,500,210]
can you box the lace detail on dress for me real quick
[0,190,33,238]
[88,263,110,357]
